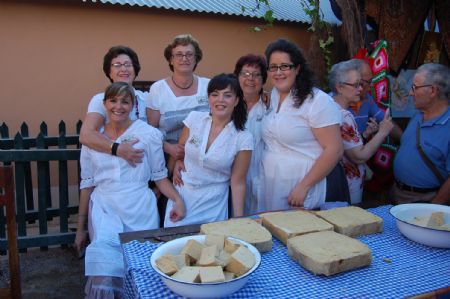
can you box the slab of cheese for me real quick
[172,266,201,283]
[287,230,372,276]
[199,266,225,283]
[315,206,383,237]
[225,245,256,277]
[200,218,272,252]
[261,210,334,245]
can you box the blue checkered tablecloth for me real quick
[122,205,450,299]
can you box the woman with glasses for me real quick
[233,54,270,214]
[76,82,185,298]
[329,60,394,204]
[146,34,210,225]
[167,73,252,227]
[79,46,147,166]
[146,34,210,172]
[261,38,343,211]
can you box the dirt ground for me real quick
[0,245,85,299]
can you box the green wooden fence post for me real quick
[20,122,35,212]
[36,133,49,251]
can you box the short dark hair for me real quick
[233,54,268,94]
[103,46,141,83]
[265,38,315,108]
[207,73,247,131]
[164,34,203,72]
[103,82,135,106]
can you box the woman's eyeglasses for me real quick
[267,64,295,72]
[239,71,262,79]
[341,81,363,88]
[172,53,195,60]
[111,62,133,69]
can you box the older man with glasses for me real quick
[350,59,403,141]
[392,63,450,205]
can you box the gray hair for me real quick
[417,63,450,100]
[328,60,361,93]
[351,59,369,72]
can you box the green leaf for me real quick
[264,10,274,24]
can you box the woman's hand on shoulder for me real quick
[117,140,144,167]
[165,143,185,160]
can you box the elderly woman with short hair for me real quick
[146,34,210,168]
[329,60,394,204]
[233,54,270,214]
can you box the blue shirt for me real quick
[394,107,450,188]
[349,94,384,134]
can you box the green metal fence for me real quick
[0,121,81,251]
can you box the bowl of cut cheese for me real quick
[150,234,261,299]
[390,203,450,248]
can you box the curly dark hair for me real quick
[103,46,141,83]
[164,34,203,72]
[207,73,247,131]
[233,54,268,94]
[265,38,315,108]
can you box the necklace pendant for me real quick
[172,76,194,90]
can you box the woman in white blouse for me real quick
[233,54,270,214]
[261,38,343,210]
[75,82,184,298]
[167,74,253,227]
[146,34,210,173]
[79,45,147,166]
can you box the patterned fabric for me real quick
[354,41,398,192]
[122,205,450,299]
[367,0,432,72]
[338,106,365,204]
[436,0,450,59]
[369,40,390,110]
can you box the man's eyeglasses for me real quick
[239,71,262,79]
[411,84,432,92]
[341,81,363,88]
[111,62,133,69]
[172,53,195,60]
[267,64,295,72]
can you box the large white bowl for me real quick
[390,204,450,248]
[150,235,261,299]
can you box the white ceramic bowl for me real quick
[390,204,450,248]
[150,235,261,299]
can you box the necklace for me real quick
[171,76,194,90]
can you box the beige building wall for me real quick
[0,0,311,137]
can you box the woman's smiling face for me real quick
[208,85,238,119]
